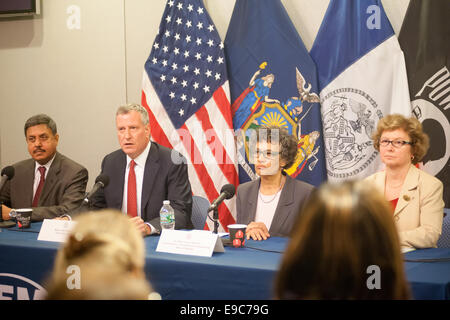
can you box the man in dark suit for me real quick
[91,104,193,236]
[0,114,88,221]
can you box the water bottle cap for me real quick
[163,200,170,205]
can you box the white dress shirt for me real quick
[121,142,157,233]
[33,155,56,199]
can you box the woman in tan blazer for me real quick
[365,114,444,250]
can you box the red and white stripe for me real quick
[141,71,238,232]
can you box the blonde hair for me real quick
[275,181,410,300]
[372,114,429,164]
[45,210,152,300]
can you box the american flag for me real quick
[141,0,238,231]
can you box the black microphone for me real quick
[0,166,15,228]
[0,166,15,193]
[208,184,236,212]
[83,174,109,204]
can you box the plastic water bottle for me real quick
[160,200,175,230]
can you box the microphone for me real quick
[0,166,15,193]
[83,174,109,204]
[0,166,15,228]
[208,184,236,212]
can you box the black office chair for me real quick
[191,195,210,230]
[437,209,450,248]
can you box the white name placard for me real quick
[156,229,225,257]
[37,219,77,243]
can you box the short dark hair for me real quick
[24,114,57,137]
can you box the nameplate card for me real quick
[37,219,77,243]
[156,230,225,257]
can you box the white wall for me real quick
[0,0,410,188]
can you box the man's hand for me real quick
[246,221,270,241]
[1,205,12,221]
[130,216,151,236]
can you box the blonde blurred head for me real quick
[45,210,153,300]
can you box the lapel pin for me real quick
[403,195,410,201]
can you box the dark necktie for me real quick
[32,166,46,207]
[127,160,137,217]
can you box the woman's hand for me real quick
[246,221,270,241]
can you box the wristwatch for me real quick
[9,209,17,218]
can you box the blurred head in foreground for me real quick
[45,210,155,300]
[275,181,410,300]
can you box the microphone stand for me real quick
[82,191,93,210]
[213,207,219,234]
[208,205,231,246]
[70,192,91,216]
[207,205,220,234]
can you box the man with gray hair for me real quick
[91,104,193,235]
[1,114,88,221]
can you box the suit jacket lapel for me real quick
[270,175,294,233]
[395,165,418,216]
[141,143,160,211]
[113,152,127,209]
[245,178,260,222]
[38,152,61,205]
[21,159,35,206]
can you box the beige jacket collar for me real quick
[373,164,419,216]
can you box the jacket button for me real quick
[394,215,400,221]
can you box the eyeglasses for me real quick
[379,139,414,148]
[255,150,280,159]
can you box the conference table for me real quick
[0,222,449,300]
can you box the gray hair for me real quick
[116,103,149,125]
[24,114,57,137]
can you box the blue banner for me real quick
[224,0,326,187]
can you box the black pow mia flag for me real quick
[399,0,450,207]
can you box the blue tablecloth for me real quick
[403,248,450,300]
[0,222,449,300]
[144,235,286,300]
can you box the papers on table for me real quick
[37,219,77,243]
[156,229,225,257]
[402,247,416,253]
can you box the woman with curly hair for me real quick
[236,125,314,240]
[365,114,444,250]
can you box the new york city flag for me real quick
[310,0,411,182]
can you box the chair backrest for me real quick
[191,196,210,230]
[437,209,450,248]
